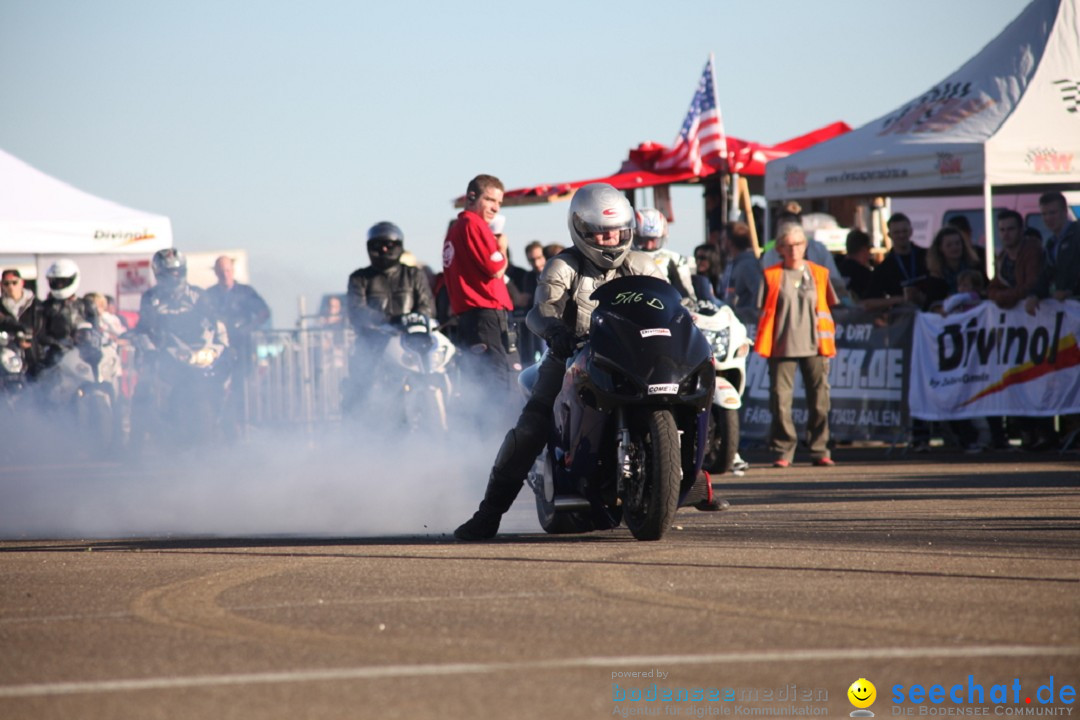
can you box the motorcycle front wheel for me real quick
[705,407,739,474]
[623,408,681,541]
[81,389,114,456]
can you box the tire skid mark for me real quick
[129,561,352,646]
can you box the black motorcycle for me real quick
[527,275,715,541]
[131,323,233,450]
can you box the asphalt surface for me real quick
[1,447,1078,719]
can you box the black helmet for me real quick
[152,248,187,290]
[366,222,405,270]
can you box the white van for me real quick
[891,191,1080,249]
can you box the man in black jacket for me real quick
[344,222,435,415]
[206,255,270,438]
[863,213,929,311]
[1026,191,1080,314]
[0,269,43,372]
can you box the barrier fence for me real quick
[740,307,915,444]
[239,302,1080,443]
[247,326,351,426]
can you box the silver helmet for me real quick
[567,183,635,270]
[634,208,668,251]
[152,248,187,291]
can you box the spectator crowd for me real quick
[4,177,1078,459]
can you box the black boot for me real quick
[454,411,547,541]
[453,506,502,541]
[453,472,521,541]
[453,465,527,541]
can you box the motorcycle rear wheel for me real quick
[623,409,681,541]
[533,449,594,534]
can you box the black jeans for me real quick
[480,351,566,515]
[456,308,515,394]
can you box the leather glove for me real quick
[695,299,719,316]
[547,325,577,358]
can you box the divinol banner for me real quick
[741,307,914,443]
[910,300,1080,420]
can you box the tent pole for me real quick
[762,203,771,258]
[718,174,729,236]
[728,173,740,222]
[983,179,995,281]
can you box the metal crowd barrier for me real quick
[246,326,352,427]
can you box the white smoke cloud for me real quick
[0,374,542,540]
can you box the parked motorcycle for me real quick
[0,329,30,424]
[35,324,124,455]
[526,275,715,541]
[693,302,750,474]
[0,329,29,396]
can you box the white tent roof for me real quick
[0,148,172,255]
[764,0,1080,200]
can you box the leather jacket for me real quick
[135,283,228,349]
[347,263,434,330]
[527,248,664,342]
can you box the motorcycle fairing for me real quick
[586,277,713,414]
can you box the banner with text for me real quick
[740,308,914,443]
[909,300,1080,420]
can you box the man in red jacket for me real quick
[442,174,515,393]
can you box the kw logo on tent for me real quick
[936,152,963,177]
[961,329,1080,407]
[1026,147,1074,174]
[1051,79,1080,114]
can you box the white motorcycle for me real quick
[693,303,750,474]
[37,324,124,455]
[376,313,457,432]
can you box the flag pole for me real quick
[707,53,729,234]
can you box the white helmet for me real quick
[46,258,80,300]
[634,208,668,251]
[567,183,635,270]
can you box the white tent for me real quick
[764,0,1080,272]
[0,147,173,307]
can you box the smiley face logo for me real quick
[848,678,877,709]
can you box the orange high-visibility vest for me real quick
[754,262,836,358]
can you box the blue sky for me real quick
[0,0,1027,323]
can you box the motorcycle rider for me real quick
[131,249,230,440]
[455,183,693,541]
[344,222,435,414]
[135,249,227,350]
[633,208,698,305]
[38,259,87,369]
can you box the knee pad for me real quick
[493,417,548,477]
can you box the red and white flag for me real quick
[654,55,727,175]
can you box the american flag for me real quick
[654,55,727,175]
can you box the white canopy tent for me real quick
[763,0,1080,276]
[0,147,172,305]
